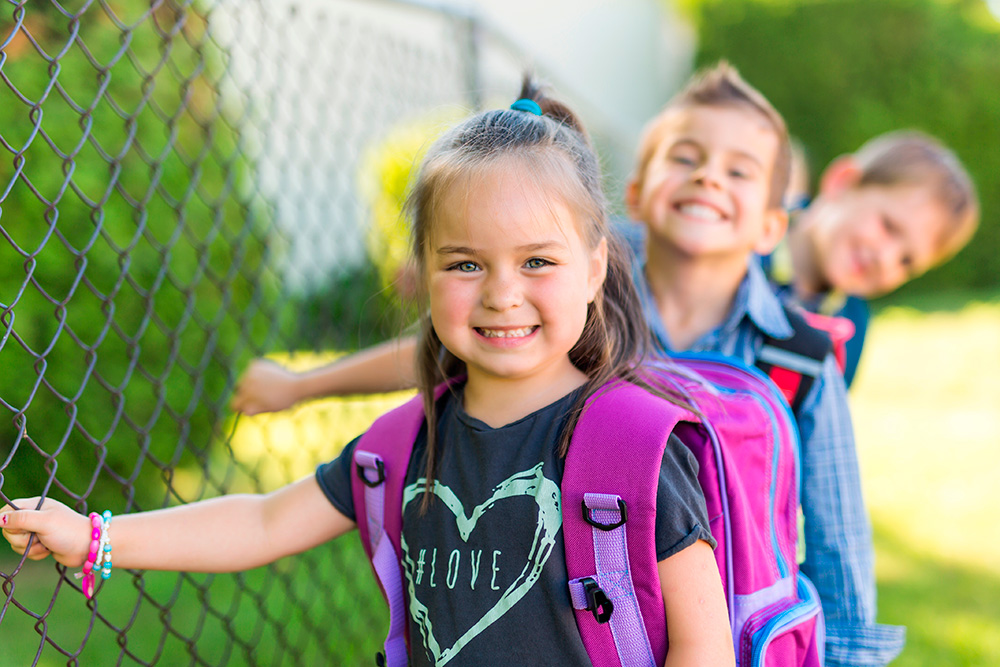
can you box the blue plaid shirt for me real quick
[616,222,905,666]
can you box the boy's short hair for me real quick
[634,61,791,210]
[853,130,979,266]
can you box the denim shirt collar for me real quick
[636,257,793,353]
[732,258,794,341]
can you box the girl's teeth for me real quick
[480,327,534,338]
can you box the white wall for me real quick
[212,0,695,290]
[464,0,696,177]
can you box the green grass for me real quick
[3,300,999,664]
[851,300,1000,665]
[1,386,409,667]
[1,543,387,666]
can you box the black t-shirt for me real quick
[316,386,714,666]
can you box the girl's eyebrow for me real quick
[435,245,477,256]
[435,241,566,256]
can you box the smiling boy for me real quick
[616,62,904,666]
[767,131,979,386]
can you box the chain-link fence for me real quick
[0,0,635,664]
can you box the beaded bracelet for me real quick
[73,510,113,598]
[100,510,113,580]
[73,512,102,599]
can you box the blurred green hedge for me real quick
[0,2,415,512]
[687,0,1000,299]
[0,3,278,510]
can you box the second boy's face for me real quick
[426,167,607,392]
[627,105,785,262]
[811,183,950,297]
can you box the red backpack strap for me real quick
[799,310,855,374]
[562,379,694,667]
[757,306,837,414]
[350,383,453,667]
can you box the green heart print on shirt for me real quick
[400,463,562,666]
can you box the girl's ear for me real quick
[587,236,609,303]
[817,155,862,198]
[753,208,789,256]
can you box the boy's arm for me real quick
[2,477,354,573]
[658,540,735,666]
[796,355,905,666]
[231,336,418,415]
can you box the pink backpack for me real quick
[351,355,825,666]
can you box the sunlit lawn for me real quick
[0,364,409,667]
[2,300,998,665]
[851,299,1000,666]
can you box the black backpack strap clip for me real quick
[757,305,833,414]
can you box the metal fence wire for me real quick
[0,0,632,664]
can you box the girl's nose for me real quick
[481,271,523,311]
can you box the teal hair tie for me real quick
[510,98,542,116]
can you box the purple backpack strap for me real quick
[350,384,451,667]
[352,394,423,667]
[563,379,694,667]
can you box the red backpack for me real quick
[351,358,824,666]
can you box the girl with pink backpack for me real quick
[2,80,734,666]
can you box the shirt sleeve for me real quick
[839,296,870,389]
[655,432,716,560]
[796,354,905,665]
[314,435,363,522]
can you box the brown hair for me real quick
[406,76,689,507]
[852,130,979,266]
[634,61,791,210]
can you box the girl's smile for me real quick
[475,326,539,342]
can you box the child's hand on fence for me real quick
[231,359,303,415]
[1,498,91,567]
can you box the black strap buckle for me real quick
[580,577,614,624]
[357,459,385,488]
[581,497,627,531]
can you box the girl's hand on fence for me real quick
[1,498,91,567]
[231,359,303,415]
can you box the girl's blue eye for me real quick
[456,261,479,272]
[729,169,748,179]
[525,258,549,269]
[671,155,696,166]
